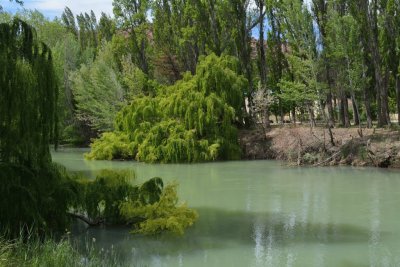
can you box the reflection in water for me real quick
[369,179,381,267]
[265,225,274,266]
[203,250,208,265]
[286,252,295,267]
[285,212,296,267]
[52,150,400,267]
[300,185,310,229]
[253,218,265,266]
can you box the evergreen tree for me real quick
[71,41,124,133]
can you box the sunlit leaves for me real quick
[120,183,198,235]
[87,54,246,163]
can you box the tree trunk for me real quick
[383,70,391,125]
[333,96,338,121]
[369,1,387,127]
[291,107,296,124]
[343,95,350,127]
[319,99,327,124]
[233,6,253,128]
[363,86,373,128]
[361,50,373,128]
[326,91,334,127]
[328,126,335,146]
[279,100,284,124]
[396,75,400,125]
[339,93,345,126]
[265,107,270,128]
[351,92,360,126]
[257,0,269,128]
[307,104,316,128]
[325,55,335,127]
[375,78,385,126]
[257,2,266,85]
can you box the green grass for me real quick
[0,236,124,267]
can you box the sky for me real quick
[2,0,312,39]
[2,0,312,21]
[2,0,114,19]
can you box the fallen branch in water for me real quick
[67,212,147,227]
[313,138,372,167]
[67,212,104,226]
[313,150,341,167]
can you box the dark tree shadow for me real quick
[72,206,374,264]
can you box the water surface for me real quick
[53,148,400,267]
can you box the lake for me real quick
[53,148,400,267]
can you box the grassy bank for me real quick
[0,236,122,267]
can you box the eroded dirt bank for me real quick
[239,126,400,168]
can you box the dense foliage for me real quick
[0,19,68,236]
[0,163,77,236]
[70,42,124,133]
[121,183,198,235]
[3,0,400,150]
[0,19,197,238]
[72,170,198,234]
[86,54,247,163]
[0,18,58,166]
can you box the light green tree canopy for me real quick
[87,54,247,163]
[71,41,124,133]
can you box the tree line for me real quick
[258,0,400,128]
[2,0,399,147]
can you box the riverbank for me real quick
[239,126,400,168]
[0,237,122,267]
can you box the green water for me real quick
[53,148,400,267]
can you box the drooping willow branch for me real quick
[0,18,58,168]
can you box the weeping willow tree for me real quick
[0,19,72,236]
[0,18,58,167]
[87,54,247,163]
